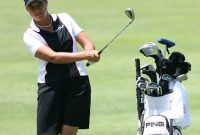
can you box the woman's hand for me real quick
[85,50,100,62]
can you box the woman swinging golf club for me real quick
[23,0,100,135]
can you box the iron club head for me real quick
[125,8,135,21]
[162,74,174,82]
[141,64,155,72]
[176,74,188,81]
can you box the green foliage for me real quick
[0,0,199,134]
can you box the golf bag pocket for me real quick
[142,115,169,135]
[144,93,173,115]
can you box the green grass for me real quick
[0,0,200,134]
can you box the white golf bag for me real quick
[141,81,190,135]
[135,40,191,135]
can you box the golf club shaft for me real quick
[99,20,133,55]
[86,20,133,66]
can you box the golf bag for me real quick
[135,39,191,135]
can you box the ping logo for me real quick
[146,121,165,128]
[55,25,64,32]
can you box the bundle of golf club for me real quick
[135,39,191,135]
[137,39,191,97]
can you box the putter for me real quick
[157,38,176,58]
[86,8,135,66]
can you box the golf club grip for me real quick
[169,119,173,135]
[135,58,141,79]
[86,62,90,67]
[86,51,102,67]
[86,61,95,67]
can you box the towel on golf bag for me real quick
[143,81,190,129]
[171,81,190,129]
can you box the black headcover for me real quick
[159,51,191,94]
[169,52,185,63]
[168,51,191,77]
[158,51,191,77]
[173,62,191,77]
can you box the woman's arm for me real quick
[76,31,96,51]
[35,44,99,64]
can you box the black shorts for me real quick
[37,76,91,134]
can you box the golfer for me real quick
[23,0,100,135]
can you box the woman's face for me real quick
[27,0,48,21]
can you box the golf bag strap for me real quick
[138,111,145,135]
[173,126,182,135]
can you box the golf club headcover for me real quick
[169,51,185,63]
[173,62,191,78]
[168,51,191,78]
[157,38,176,48]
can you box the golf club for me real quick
[137,76,149,90]
[162,74,174,82]
[146,82,162,96]
[139,42,164,62]
[86,8,135,66]
[162,74,188,82]
[176,74,188,81]
[139,42,165,76]
[141,64,157,83]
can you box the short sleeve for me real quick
[69,15,83,36]
[23,30,46,56]
[58,13,83,37]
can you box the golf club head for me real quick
[145,82,162,96]
[146,82,160,90]
[141,64,157,83]
[140,42,164,61]
[125,8,135,21]
[176,74,188,81]
[141,64,155,72]
[162,74,174,82]
[137,81,147,90]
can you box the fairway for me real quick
[0,0,200,135]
